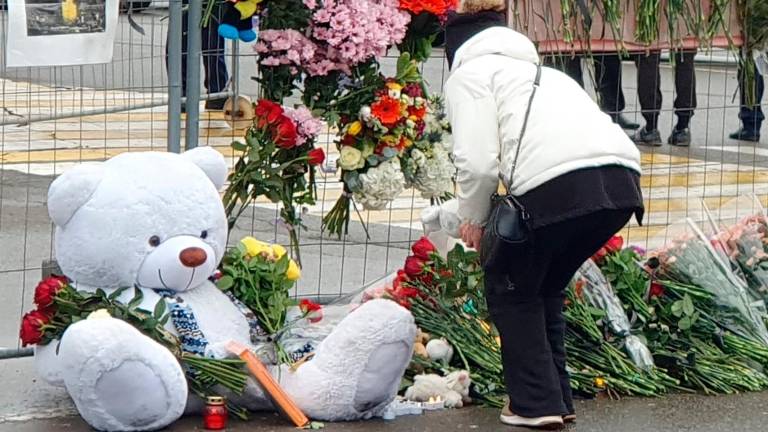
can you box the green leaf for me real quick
[232,141,247,152]
[217,275,235,291]
[678,316,692,331]
[671,301,683,317]
[128,287,144,309]
[108,286,130,301]
[153,298,166,319]
[682,294,695,316]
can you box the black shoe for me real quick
[204,98,227,111]
[612,113,640,130]
[729,127,761,142]
[633,128,662,146]
[668,128,691,146]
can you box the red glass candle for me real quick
[203,396,228,430]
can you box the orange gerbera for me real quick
[371,96,404,127]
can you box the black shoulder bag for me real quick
[480,63,542,269]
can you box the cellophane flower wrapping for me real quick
[652,218,768,345]
[575,260,655,370]
[705,195,768,311]
[279,273,398,357]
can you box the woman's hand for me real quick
[460,223,484,251]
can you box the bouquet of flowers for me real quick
[397,0,458,62]
[217,236,323,365]
[223,100,325,264]
[323,56,454,237]
[601,243,768,393]
[573,259,655,371]
[651,219,768,346]
[254,0,410,101]
[20,276,249,416]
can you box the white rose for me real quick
[389,88,402,99]
[359,106,372,121]
[339,146,365,171]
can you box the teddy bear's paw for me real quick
[58,318,188,431]
[281,299,416,421]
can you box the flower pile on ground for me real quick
[223,100,325,264]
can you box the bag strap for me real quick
[508,63,542,189]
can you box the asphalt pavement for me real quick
[2,390,768,431]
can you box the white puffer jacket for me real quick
[445,27,642,225]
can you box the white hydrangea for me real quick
[411,145,455,199]
[353,159,406,210]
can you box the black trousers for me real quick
[635,50,697,130]
[484,208,634,417]
[543,54,627,114]
[738,59,765,132]
[165,1,229,96]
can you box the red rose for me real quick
[272,115,299,149]
[19,310,50,346]
[307,148,325,166]
[33,276,67,309]
[591,247,608,264]
[299,299,323,323]
[411,237,436,260]
[604,236,624,254]
[255,99,283,126]
[649,281,665,299]
[404,256,426,277]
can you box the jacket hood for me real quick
[453,27,540,69]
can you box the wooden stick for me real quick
[225,341,310,428]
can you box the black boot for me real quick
[611,113,640,130]
[729,127,761,142]
[633,127,662,146]
[668,127,691,146]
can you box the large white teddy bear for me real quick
[35,148,416,431]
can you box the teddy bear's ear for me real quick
[48,163,105,227]
[181,147,227,190]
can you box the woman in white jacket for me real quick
[445,1,644,429]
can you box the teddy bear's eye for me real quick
[200,230,208,239]
[148,236,161,247]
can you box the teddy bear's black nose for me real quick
[179,247,207,268]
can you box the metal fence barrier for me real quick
[0,3,766,360]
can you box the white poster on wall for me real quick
[6,0,119,67]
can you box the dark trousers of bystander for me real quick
[738,61,765,133]
[634,50,697,131]
[543,53,628,115]
[484,208,634,418]
[165,0,229,97]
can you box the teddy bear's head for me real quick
[47,148,229,291]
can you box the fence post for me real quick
[167,0,184,153]
[184,0,202,150]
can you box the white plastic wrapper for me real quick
[575,260,655,371]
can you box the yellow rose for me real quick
[339,146,365,170]
[386,82,403,91]
[87,309,112,320]
[286,259,301,281]
[241,236,271,257]
[594,377,606,389]
[347,121,363,137]
[271,244,287,259]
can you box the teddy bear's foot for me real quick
[280,299,416,421]
[58,317,188,431]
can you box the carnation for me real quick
[353,159,406,210]
[284,106,324,146]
